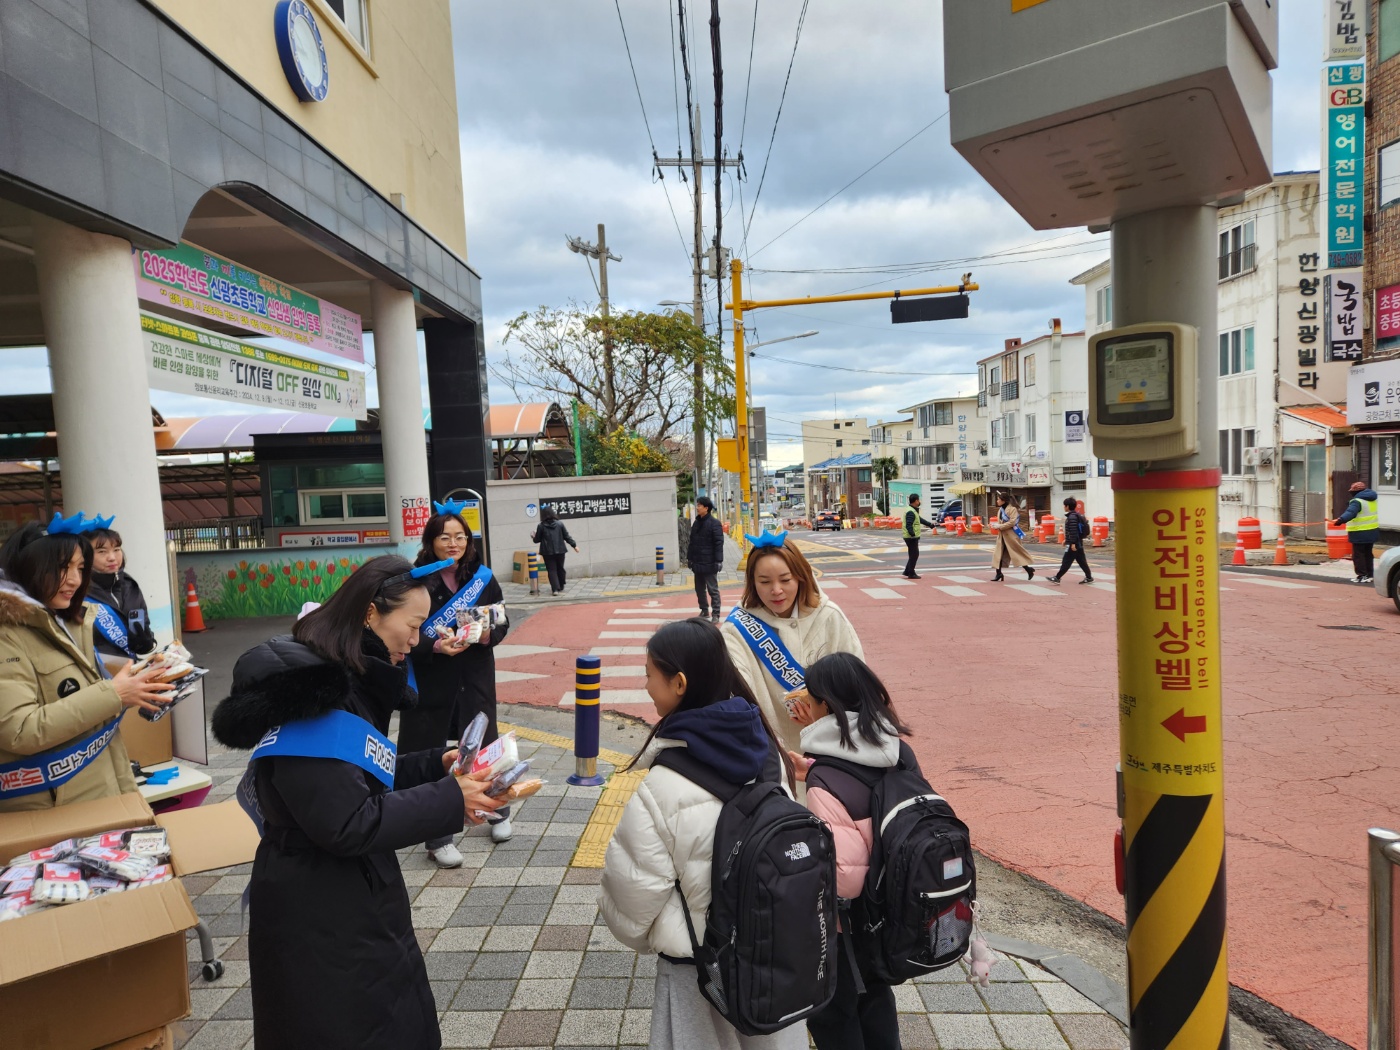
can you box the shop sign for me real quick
[141,313,366,419]
[959,470,985,482]
[1377,283,1400,350]
[280,530,390,547]
[401,496,431,539]
[135,242,364,363]
[1325,271,1363,362]
[990,468,1025,485]
[542,493,632,519]
[1326,0,1364,62]
[1064,410,1086,443]
[1324,63,1365,270]
[1026,467,1051,486]
[1348,358,1400,425]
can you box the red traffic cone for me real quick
[1273,533,1288,566]
[183,581,207,633]
[1232,537,1246,566]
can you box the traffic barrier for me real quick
[567,656,606,786]
[183,581,206,633]
[527,552,540,596]
[1273,533,1288,566]
[1237,516,1262,550]
[1232,536,1246,566]
[1056,524,1065,545]
[1092,516,1110,547]
[955,516,966,537]
[656,546,665,585]
[1367,827,1400,1049]
[1328,524,1351,560]
[969,516,983,535]
[1038,516,1056,544]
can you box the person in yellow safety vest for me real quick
[900,495,937,580]
[1333,480,1379,584]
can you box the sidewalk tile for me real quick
[1054,1014,1130,1049]
[424,951,476,977]
[412,904,458,929]
[463,886,514,907]
[1016,958,1059,982]
[472,867,523,886]
[555,1008,624,1046]
[547,902,600,925]
[523,950,584,979]
[633,954,657,978]
[920,981,986,1013]
[517,866,568,886]
[187,986,237,1020]
[563,867,603,885]
[431,927,489,952]
[431,980,462,1011]
[451,979,515,1011]
[626,978,655,1008]
[483,925,542,951]
[507,884,557,905]
[211,987,254,1019]
[498,904,548,925]
[578,951,635,977]
[181,1020,254,1050]
[587,926,631,952]
[510,978,575,1010]
[1035,982,1103,1013]
[893,983,925,1013]
[569,976,631,1008]
[620,1008,652,1046]
[555,884,603,904]
[979,981,1051,1012]
[990,1013,1071,1049]
[931,1013,1003,1049]
[533,925,592,951]
[469,951,530,979]
[439,1010,502,1048]
[988,956,1030,982]
[416,886,470,910]
[490,1009,561,1047]
[896,1013,939,1050]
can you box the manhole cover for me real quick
[1320,625,1381,631]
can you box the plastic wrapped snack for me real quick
[450,712,492,776]
[11,839,79,865]
[0,891,45,921]
[122,827,171,860]
[497,778,544,803]
[456,602,507,631]
[129,864,173,889]
[32,864,92,905]
[76,845,158,882]
[485,760,531,798]
[0,863,36,886]
[469,732,519,779]
[87,875,125,896]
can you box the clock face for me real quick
[275,0,329,102]
[290,14,325,91]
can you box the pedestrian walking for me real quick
[1334,480,1379,583]
[403,506,513,863]
[1049,497,1094,585]
[599,618,803,1050]
[85,521,158,661]
[788,652,913,1050]
[531,505,579,595]
[989,492,1035,582]
[212,555,501,1050]
[720,532,863,754]
[689,496,726,621]
[900,495,936,579]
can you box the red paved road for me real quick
[499,564,1397,1047]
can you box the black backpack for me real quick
[652,747,839,1036]
[808,742,977,985]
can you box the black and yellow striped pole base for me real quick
[1113,469,1229,1049]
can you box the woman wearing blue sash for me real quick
[212,555,501,1050]
[0,516,173,812]
[720,533,864,756]
[86,521,157,661]
[403,506,511,865]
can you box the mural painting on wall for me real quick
[198,554,368,620]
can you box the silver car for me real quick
[1373,546,1400,611]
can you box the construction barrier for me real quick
[1237,516,1262,550]
[1092,516,1110,547]
[955,516,966,537]
[969,516,983,534]
[1327,524,1351,560]
[567,656,606,786]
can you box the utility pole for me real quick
[658,107,740,499]
[566,225,621,429]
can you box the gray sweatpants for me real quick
[650,957,808,1050]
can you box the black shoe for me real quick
[1049,576,1061,584]
[902,572,921,580]
[992,571,1005,582]
[1080,578,1094,585]
[1026,567,1036,580]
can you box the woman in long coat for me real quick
[211,555,498,1050]
[990,492,1036,582]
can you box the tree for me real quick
[577,410,674,475]
[871,456,899,515]
[493,303,734,446]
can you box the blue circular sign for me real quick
[274,0,329,103]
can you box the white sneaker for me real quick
[490,818,513,843]
[427,843,463,868]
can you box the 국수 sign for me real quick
[1324,64,1365,270]
[1348,359,1400,426]
[1325,271,1363,362]
[141,313,367,419]
[542,493,632,519]
[135,242,364,364]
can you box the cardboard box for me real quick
[511,549,532,585]
[100,1027,173,1050]
[0,793,259,1050]
[119,706,172,766]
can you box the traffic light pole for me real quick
[1110,205,1228,1049]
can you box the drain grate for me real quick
[1320,625,1381,631]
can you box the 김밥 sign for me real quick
[141,313,366,419]
[135,242,364,364]
[542,494,632,519]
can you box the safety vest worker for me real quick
[900,495,938,580]
[1334,481,1379,584]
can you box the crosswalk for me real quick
[832,571,1323,601]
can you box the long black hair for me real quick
[627,617,794,784]
[0,522,93,622]
[293,555,427,673]
[415,512,475,569]
[804,651,912,750]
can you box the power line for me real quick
[744,0,810,243]
[669,2,683,158]
[750,350,976,377]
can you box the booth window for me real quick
[271,462,386,525]
[302,488,388,524]
[990,418,1002,450]
[1381,141,1400,210]
[1219,326,1254,376]
[325,0,371,53]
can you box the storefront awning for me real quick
[948,482,986,495]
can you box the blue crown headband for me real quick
[378,557,455,594]
[46,512,113,537]
[433,499,469,516]
[744,530,788,550]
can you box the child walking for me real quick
[86,523,157,661]
[599,618,804,1050]
[791,651,914,1050]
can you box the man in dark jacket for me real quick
[1334,480,1379,583]
[901,494,936,579]
[531,506,579,595]
[1049,497,1094,584]
[688,496,725,622]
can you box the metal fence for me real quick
[1371,828,1400,1049]
[164,516,264,552]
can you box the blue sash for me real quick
[725,608,806,692]
[999,508,1025,540]
[0,718,121,799]
[236,709,397,838]
[87,601,132,656]
[420,565,494,641]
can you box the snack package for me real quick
[139,670,208,722]
[129,864,173,889]
[32,864,91,905]
[0,864,36,886]
[485,761,531,798]
[12,839,79,865]
[498,778,544,803]
[782,688,810,720]
[469,733,519,779]
[451,712,492,776]
[456,602,507,631]
[87,875,125,896]
[76,845,158,882]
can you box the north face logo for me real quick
[784,841,811,862]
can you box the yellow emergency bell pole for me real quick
[730,259,754,545]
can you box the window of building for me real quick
[833,423,841,430]
[1218,428,1250,476]
[302,488,387,524]
[1002,412,1018,452]
[835,439,843,448]
[990,365,1001,388]
[844,421,854,427]
[1382,141,1400,210]
[1219,326,1255,376]
[978,365,987,391]
[1384,0,1400,63]
[905,430,912,441]
[861,438,870,446]
[1218,220,1256,279]
[1095,286,1113,327]
[990,418,1002,449]
[326,0,370,52]
[857,469,872,482]
[935,445,953,464]
[934,403,953,426]
[1025,414,1037,446]
[858,492,874,507]
[1024,355,1036,387]
[1002,354,1018,382]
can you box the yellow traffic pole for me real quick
[731,258,753,545]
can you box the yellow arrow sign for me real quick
[1012,0,1052,9]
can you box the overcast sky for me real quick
[2,2,1325,466]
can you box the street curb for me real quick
[982,934,1129,1026]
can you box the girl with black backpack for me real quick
[791,652,914,1050]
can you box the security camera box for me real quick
[0,792,258,1050]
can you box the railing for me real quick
[1001,380,1018,402]
[977,391,987,408]
[1371,828,1400,1049]
[165,516,265,552]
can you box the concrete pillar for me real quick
[32,215,174,642]
[370,282,431,544]
[423,317,492,561]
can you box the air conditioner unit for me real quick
[933,465,956,479]
[975,441,989,454]
[1242,447,1274,467]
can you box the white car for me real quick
[1373,546,1400,610]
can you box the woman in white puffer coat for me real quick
[599,618,802,1050]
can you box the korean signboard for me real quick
[1348,359,1400,426]
[135,242,365,363]
[400,497,431,539]
[1324,270,1363,362]
[1377,283,1400,350]
[1326,0,1364,62]
[541,493,632,519]
[1064,410,1086,443]
[1324,63,1365,270]
[141,313,366,419]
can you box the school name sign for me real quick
[141,313,366,420]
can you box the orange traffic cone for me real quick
[183,581,207,633]
[1273,533,1288,566]
[1232,537,1246,566]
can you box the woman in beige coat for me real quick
[990,492,1036,582]
[0,519,172,811]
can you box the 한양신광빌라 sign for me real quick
[141,313,366,419]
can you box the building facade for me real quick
[805,453,873,516]
[801,416,871,471]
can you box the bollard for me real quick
[568,656,606,786]
[655,546,665,586]
[1369,828,1400,1050]
[527,552,540,596]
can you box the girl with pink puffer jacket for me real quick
[789,652,914,1050]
